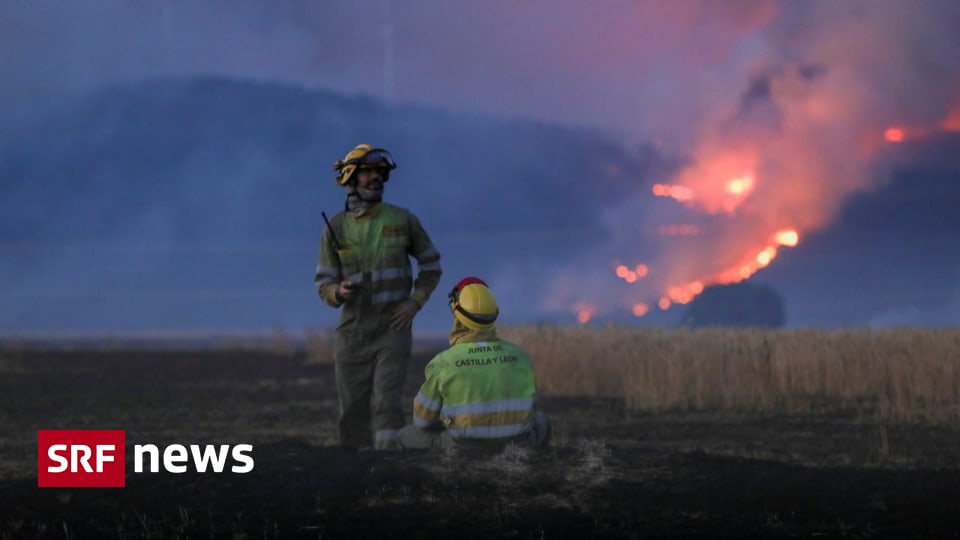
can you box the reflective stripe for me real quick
[419,260,442,272]
[447,423,530,439]
[441,398,534,417]
[373,290,410,304]
[414,391,442,413]
[375,429,399,442]
[379,267,411,280]
[416,246,440,262]
[413,391,442,428]
[345,266,411,284]
[413,415,436,429]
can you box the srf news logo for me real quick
[38,430,254,488]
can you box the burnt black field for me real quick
[2,346,960,539]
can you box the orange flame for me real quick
[724,173,754,195]
[941,90,960,132]
[575,82,957,325]
[666,147,761,215]
[647,231,799,316]
[574,302,596,324]
[614,263,648,284]
[883,118,959,143]
[884,127,904,143]
[652,183,695,202]
[775,229,799,247]
[943,109,960,132]
[597,223,803,322]
[756,246,777,267]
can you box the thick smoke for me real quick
[2,1,959,330]
[541,0,960,321]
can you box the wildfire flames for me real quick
[556,5,960,326]
[615,137,805,319]
[574,106,958,323]
[883,102,960,144]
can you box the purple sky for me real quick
[6,1,957,135]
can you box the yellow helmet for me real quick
[333,143,397,185]
[451,282,499,331]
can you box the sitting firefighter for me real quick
[398,277,551,450]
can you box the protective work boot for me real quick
[529,412,551,448]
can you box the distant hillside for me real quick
[0,77,652,332]
[2,77,958,333]
[762,135,960,328]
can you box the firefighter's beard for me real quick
[345,184,383,214]
[356,184,383,202]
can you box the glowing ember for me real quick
[574,302,596,324]
[943,111,960,132]
[756,246,777,267]
[880,122,956,142]
[632,303,649,317]
[667,286,683,303]
[775,229,799,246]
[941,92,960,132]
[884,127,904,142]
[658,298,671,310]
[724,173,754,195]
[652,183,695,202]
[615,263,648,284]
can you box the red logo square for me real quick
[37,430,126,488]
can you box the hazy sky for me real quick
[5,1,957,134]
[3,0,960,331]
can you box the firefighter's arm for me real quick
[315,227,344,308]
[412,361,444,429]
[407,212,442,309]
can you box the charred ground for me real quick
[2,346,959,538]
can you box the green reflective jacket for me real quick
[412,339,538,439]
[314,203,442,321]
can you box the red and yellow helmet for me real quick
[448,277,498,331]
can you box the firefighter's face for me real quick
[355,166,385,194]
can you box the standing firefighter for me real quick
[398,277,551,450]
[315,143,442,450]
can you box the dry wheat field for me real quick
[2,326,960,538]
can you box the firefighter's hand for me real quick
[391,300,420,330]
[336,281,359,302]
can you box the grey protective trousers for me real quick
[334,320,411,449]
[397,412,552,450]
